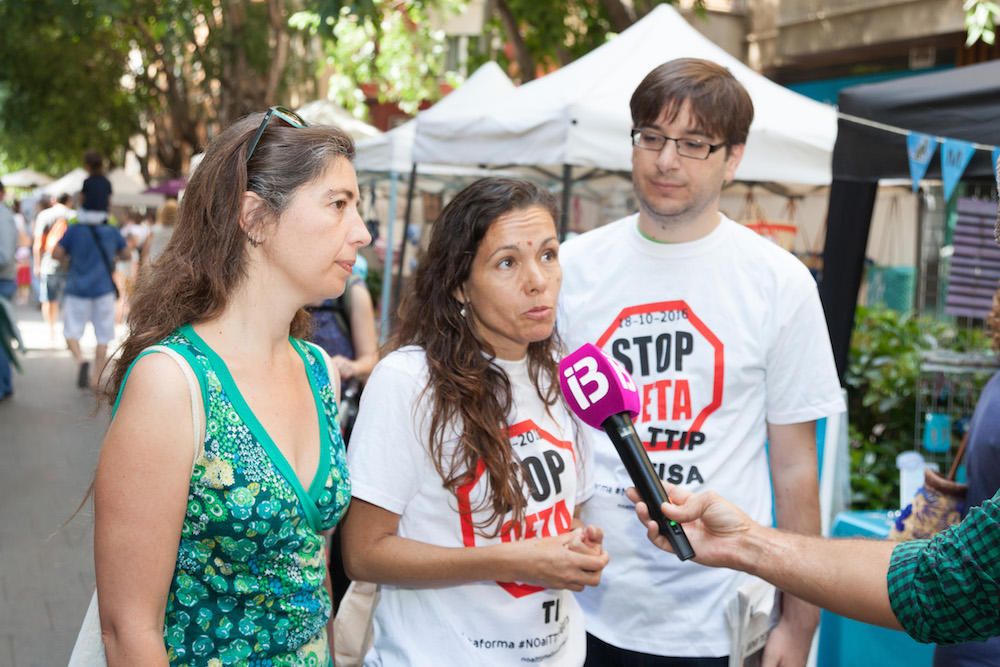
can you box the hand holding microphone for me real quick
[559,343,695,561]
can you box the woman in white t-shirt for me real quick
[343,178,608,666]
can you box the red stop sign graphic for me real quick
[594,299,724,450]
[455,420,575,598]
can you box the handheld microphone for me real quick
[559,343,695,561]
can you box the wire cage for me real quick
[914,349,999,476]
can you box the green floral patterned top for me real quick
[114,324,351,666]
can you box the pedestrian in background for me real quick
[77,150,112,224]
[33,193,73,344]
[0,180,18,400]
[90,108,369,665]
[933,287,1000,665]
[52,210,128,389]
[141,198,177,268]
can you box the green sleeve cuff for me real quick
[887,539,931,641]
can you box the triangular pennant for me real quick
[907,133,937,192]
[941,138,977,202]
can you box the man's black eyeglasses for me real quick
[246,106,308,163]
[630,128,726,160]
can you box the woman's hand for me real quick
[509,529,609,592]
[331,354,356,380]
[566,524,604,557]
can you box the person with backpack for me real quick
[52,213,128,389]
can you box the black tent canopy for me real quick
[820,60,1000,379]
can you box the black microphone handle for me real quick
[601,413,696,561]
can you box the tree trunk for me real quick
[600,0,638,32]
[219,1,268,126]
[494,0,537,81]
[634,0,656,18]
[265,0,289,104]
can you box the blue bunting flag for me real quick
[941,138,977,202]
[907,133,937,192]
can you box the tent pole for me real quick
[394,163,419,319]
[379,171,400,345]
[559,164,573,241]
[912,186,924,315]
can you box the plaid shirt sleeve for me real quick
[887,490,1000,644]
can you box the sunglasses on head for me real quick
[245,106,308,163]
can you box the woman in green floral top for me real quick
[93,108,370,665]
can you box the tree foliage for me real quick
[965,0,999,46]
[846,306,992,509]
[482,0,697,81]
[0,0,320,180]
[292,0,694,119]
[0,1,140,175]
[291,0,465,115]
[1,0,700,178]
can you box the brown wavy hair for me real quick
[103,113,355,405]
[389,178,562,536]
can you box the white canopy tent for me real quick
[296,100,382,141]
[353,62,518,339]
[1,168,53,188]
[355,61,515,174]
[413,4,836,187]
[38,168,165,208]
[36,168,86,198]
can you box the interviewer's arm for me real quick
[629,484,900,630]
[733,517,898,629]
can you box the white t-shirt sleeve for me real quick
[764,272,845,424]
[347,353,425,514]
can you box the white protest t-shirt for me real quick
[558,214,845,657]
[348,347,594,666]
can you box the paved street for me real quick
[0,303,117,667]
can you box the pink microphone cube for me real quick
[558,343,641,429]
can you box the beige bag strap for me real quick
[146,344,205,468]
[334,580,380,667]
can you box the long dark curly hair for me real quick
[103,113,355,405]
[389,178,562,536]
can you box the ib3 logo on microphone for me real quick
[561,352,637,412]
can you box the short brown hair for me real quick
[630,58,754,146]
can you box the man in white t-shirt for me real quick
[558,58,845,666]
